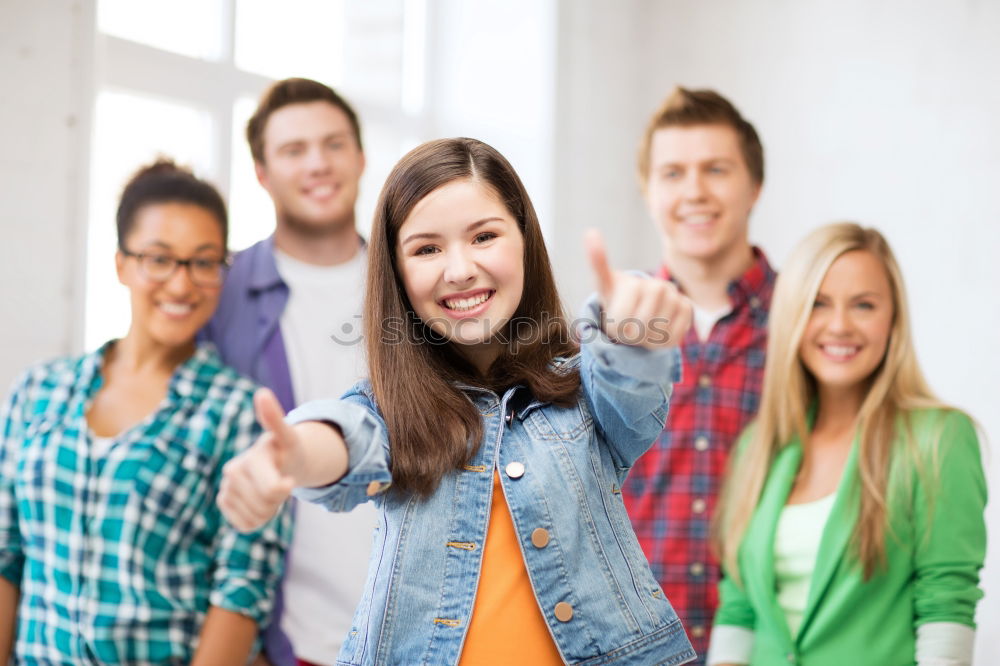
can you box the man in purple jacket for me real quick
[202,78,373,666]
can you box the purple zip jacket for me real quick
[201,235,296,666]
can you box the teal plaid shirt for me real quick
[0,342,290,664]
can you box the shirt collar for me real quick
[248,233,369,292]
[248,235,286,292]
[657,246,775,312]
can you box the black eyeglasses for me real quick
[121,249,229,287]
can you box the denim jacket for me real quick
[288,300,696,666]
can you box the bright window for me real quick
[97,0,226,61]
[233,0,346,83]
[86,0,425,350]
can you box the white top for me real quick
[90,434,115,458]
[274,247,378,665]
[692,303,731,342]
[773,492,836,638]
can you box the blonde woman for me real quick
[707,223,986,666]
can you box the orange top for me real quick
[457,472,564,665]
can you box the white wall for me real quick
[1,0,997,661]
[556,0,999,661]
[0,0,92,389]
[424,0,557,238]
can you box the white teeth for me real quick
[159,302,194,316]
[681,213,715,224]
[444,292,491,311]
[309,184,335,197]
[822,345,859,357]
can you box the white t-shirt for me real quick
[692,303,732,342]
[274,247,378,665]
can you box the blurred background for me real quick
[1,0,997,660]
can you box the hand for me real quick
[585,229,692,349]
[217,388,299,532]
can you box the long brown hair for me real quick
[715,223,950,582]
[365,138,580,497]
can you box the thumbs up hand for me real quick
[218,388,302,532]
[585,229,692,349]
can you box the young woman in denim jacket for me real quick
[218,138,697,666]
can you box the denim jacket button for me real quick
[554,602,574,622]
[505,461,525,479]
[505,409,514,426]
[531,528,550,548]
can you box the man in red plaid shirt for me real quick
[623,87,776,664]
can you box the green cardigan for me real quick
[714,409,986,666]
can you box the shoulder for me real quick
[8,352,89,403]
[190,344,258,397]
[896,407,983,485]
[343,378,378,409]
[229,237,272,268]
[1,352,95,432]
[902,407,978,449]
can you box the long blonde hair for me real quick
[715,223,945,581]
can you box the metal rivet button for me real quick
[694,436,709,451]
[698,374,711,389]
[531,528,550,548]
[554,602,574,622]
[505,461,525,479]
[692,498,706,514]
[505,409,514,425]
[690,562,705,577]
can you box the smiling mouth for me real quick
[677,213,717,226]
[305,183,338,199]
[440,290,494,312]
[820,344,861,359]
[158,302,195,317]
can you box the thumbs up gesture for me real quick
[218,388,302,532]
[586,229,692,349]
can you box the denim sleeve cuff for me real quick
[287,399,392,512]
[577,292,682,385]
[705,625,754,665]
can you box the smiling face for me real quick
[116,202,226,350]
[255,100,365,235]
[645,124,760,267]
[798,250,895,402]
[396,178,525,372]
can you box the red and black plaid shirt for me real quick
[622,248,775,663]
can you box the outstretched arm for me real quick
[578,231,692,468]
[218,387,348,532]
[191,606,257,666]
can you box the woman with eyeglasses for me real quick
[0,159,290,664]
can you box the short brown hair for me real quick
[246,77,363,164]
[638,86,764,188]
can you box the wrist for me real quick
[291,420,347,488]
